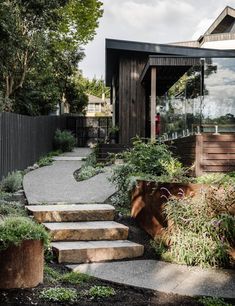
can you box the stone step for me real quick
[26,204,115,223]
[52,240,144,263]
[44,221,129,241]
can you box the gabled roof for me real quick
[204,6,235,36]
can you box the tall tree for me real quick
[0,0,103,114]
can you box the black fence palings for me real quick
[0,114,112,180]
[0,113,67,180]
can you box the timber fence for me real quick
[0,113,67,180]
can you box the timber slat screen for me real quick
[167,134,235,176]
[0,113,67,180]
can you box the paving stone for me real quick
[68,260,235,298]
[52,240,144,263]
[26,204,115,222]
[44,221,129,241]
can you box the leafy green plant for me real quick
[122,138,175,176]
[0,201,26,217]
[54,129,76,152]
[39,287,77,303]
[0,216,50,251]
[0,192,12,201]
[61,271,90,284]
[110,138,187,209]
[1,171,23,193]
[44,265,62,284]
[44,265,90,285]
[37,156,53,167]
[199,296,233,306]
[88,286,116,298]
[195,173,235,185]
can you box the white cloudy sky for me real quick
[79,0,235,79]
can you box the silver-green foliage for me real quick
[1,171,23,193]
[88,286,116,298]
[0,216,50,250]
[39,287,77,303]
[0,201,26,218]
[77,165,103,181]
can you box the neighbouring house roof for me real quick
[170,6,235,48]
[203,6,235,36]
[87,94,109,104]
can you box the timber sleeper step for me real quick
[26,204,115,223]
[44,221,129,241]
[51,240,144,263]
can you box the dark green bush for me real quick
[54,129,76,152]
[0,216,50,250]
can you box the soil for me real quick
[0,192,234,306]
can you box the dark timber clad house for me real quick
[105,6,235,175]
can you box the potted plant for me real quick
[0,216,50,289]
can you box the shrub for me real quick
[1,171,23,193]
[54,129,76,152]
[0,216,50,251]
[88,286,116,298]
[0,201,26,218]
[39,287,77,303]
[162,188,235,268]
[110,138,186,209]
[121,138,175,176]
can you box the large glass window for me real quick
[160,57,235,138]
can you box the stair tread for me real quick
[26,204,115,212]
[51,240,143,250]
[44,221,128,230]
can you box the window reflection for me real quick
[160,58,235,138]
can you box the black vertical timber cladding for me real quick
[119,55,147,144]
[0,113,67,180]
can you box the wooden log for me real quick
[0,240,44,289]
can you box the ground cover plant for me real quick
[37,150,62,167]
[74,150,104,181]
[39,287,77,303]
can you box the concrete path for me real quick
[23,148,116,204]
[68,260,235,299]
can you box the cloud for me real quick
[80,0,235,79]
